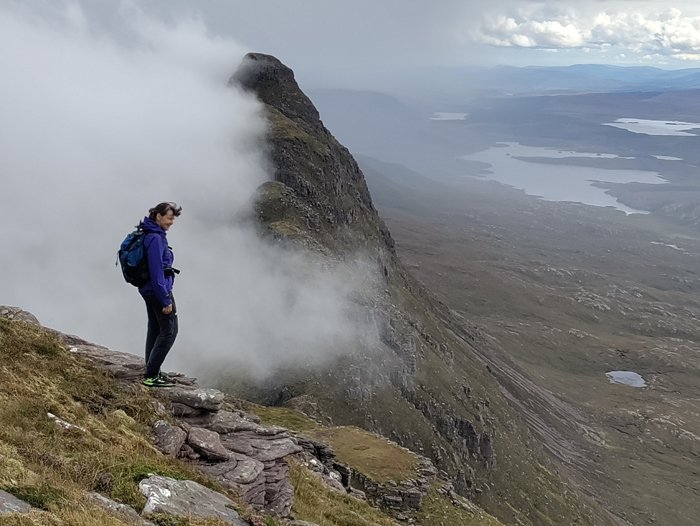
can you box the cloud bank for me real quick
[470,6,700,60]
[0,3,376,379]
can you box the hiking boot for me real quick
[143,376,175,388]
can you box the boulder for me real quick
[153,421,187,457]
[87,492,155,526]
[183,409,284,437]
[139,475,247,526]
[0,489,31,514]
[168,388,225,412]
[297,437,337,464]
[152,400,167,415]
[179,444,200,460]
[333,463,352,487]
[321,470,346,494]
[249,437,302,462]
[187,427,230,461]
[220,434,255,456]
[255,425,289,437]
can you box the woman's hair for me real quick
[148,202,182,220]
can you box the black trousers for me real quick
[143,292,178,378]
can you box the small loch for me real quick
[606,371,646,387]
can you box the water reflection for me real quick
[606,371,646,387]
[462,142,666,214]
[604,119,700,136]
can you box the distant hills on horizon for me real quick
[343,63,700,98]
[471,63,700,93]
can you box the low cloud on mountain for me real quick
[0,3,375,378]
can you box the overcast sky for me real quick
[8,1,700,89]
[43,0,700,87]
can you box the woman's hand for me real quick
[162,305,173,315]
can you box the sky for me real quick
[57,0,700,88]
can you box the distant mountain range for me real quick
[394,64,700,96]
[479,64,700,92]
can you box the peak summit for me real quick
[230,53,391,255]
[230,53,320,125]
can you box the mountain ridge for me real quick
[226,53,619,526]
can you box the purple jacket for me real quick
[138,217,175,307]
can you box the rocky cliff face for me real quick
[228,54,617,526]
[232,53,393,255]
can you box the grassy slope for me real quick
[0,317,504,526]
[367,169,700,526]
[0,317,237,525]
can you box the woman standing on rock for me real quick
[139,202,181,387]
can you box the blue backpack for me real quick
[117,226,150,287]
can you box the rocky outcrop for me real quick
[223,54,615,526]
[199,454,266,507]
[294,436,438,512]
[147,388,303,516]
[295,437,347,493]
[0,307,301,519]
[80,345,301,515]
[139,475,248,526]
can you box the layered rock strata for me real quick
[154,402,303,516]
[294,436,438,511]
[67,336,303,516]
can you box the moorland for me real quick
[310,70,700,526]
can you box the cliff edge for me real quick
[227,53,618,526]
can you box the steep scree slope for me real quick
[227,53,617,526]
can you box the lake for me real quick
[431,112,468,121]
[462,143,667,214]
[604,118,700,136]
[606,371,647,388]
